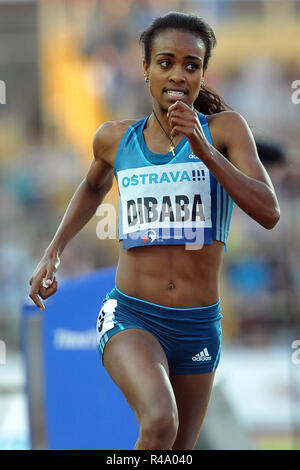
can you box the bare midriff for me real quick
[115,240,224,308]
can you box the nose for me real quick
[169,65,185,83]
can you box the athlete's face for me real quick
[144,29,206,111]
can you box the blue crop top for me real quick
[113,112,234,250]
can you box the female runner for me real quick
[29,12,280,450]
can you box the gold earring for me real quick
[201,78,205,87]
[144,74,149,82]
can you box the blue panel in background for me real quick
[227,258,272,297]
[23,266,139,450]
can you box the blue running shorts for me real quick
[96,286,223,374]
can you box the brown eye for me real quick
[159,60,171,68]
[186,63,199,71]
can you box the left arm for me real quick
[167,102,280,229]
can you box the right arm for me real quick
[29,122,117,310]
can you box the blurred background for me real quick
[0,0,300,450]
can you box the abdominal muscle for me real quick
[115,240,224,308]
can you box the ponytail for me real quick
[194,83,232,115]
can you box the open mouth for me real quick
[165,90,186,99]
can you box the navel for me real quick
[168,281,175,290]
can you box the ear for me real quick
[143,59,149,80]
[200,72,206,87]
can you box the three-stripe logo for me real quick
[192,348,212,361]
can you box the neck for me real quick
[153,109,175,146]
[151,104,168,130]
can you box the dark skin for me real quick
[29,29,280,449]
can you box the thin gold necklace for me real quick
[152,110,176,156]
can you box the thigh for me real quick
[170,371,216,450]
[103,328,177,423]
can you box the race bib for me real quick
[117,161,212,248]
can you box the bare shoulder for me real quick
[206,110,253,150]
[93,119,138,166]
[206,110,248,127]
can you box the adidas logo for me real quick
[192,348,212,362]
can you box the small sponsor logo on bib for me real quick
[143,229,156,243]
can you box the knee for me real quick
[140,408,179,449]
